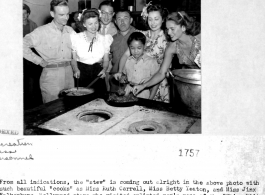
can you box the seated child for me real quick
[121,32,159,99]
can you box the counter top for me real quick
[24,93,201,135]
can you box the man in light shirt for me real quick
[98,0,118,91]
[98,1,117,36]
[23,0,75,103]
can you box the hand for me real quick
[119,74,128,83]
[98,70,106,78]
[132,84,145,96]
[114,72,122,81]
[39,59,48,67]
[124,84,133,96]
[73,69,80,78]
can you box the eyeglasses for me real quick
[101,11,114,17]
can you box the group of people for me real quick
[23,0,201,108]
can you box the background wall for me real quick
[23,0,79,26]
[23,0,145,26]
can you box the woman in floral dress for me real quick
[132,11,201,96]
[115,4,170,103]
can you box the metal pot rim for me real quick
[172,69,201,85]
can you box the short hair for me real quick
[50,0,68,12]
[23,4,31,15]
[115,9,132,19]
[166,11,201,36]
[81,9,101,31]
[127,32,146,46]
[99,0,115,11]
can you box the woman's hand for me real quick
[114,72,122,81]
[98,70,106,78]
[73,69,80,78]
[132,84,145,96]
[124,84,133,96]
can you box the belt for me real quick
[45,61,70,68]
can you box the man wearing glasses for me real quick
[98,1,117,36]
[98,1,118,91]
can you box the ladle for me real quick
[86,76,100,89]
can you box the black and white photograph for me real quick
[0,0,265,195]
[22,0,201,135]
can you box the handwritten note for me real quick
[0,138,34,160]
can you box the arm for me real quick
[71,52,80,78]
[114,48,130,80]
[118,48,130,72]
[149,84,159,100]
[98,53,109,78]
[133,43,175,95]
[23,29,47,67]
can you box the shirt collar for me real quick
[128,53,148,62]
[51,20,70,33]
[101,22,112,29]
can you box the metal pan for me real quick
[105,92,139,107]
[60,87,94,97]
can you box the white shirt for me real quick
[71,32,113,65]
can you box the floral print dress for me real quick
[139,30,170,103]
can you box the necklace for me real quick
[83,32,96,52]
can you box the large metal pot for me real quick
[171,69,201,117]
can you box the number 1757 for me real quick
[179,149,199,157]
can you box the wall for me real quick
[24,0,79,26]
[24,0,145,26]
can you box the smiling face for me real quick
[166,20,185,41]
[115,11,132,33]
[84,17,99,34]
[129,40,145,61]
[50,5,69,27]
[100,5,114,25]
[147,11,163,31]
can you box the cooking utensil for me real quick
[86,76,100,89]
[76,78,79,90]
[171,69,201,117]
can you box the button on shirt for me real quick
[123,54,159,99]
[23,21,75,65]
[123,54,159,85]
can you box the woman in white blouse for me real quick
[70,8,113,93]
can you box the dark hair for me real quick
[50,0,68,12]
[81,9,101,31]
[127,32,146,46]
[115,9,132,18]
[166,11,201,36]
[99,0,115,11]
[23,4,31,14]
[146,4,168,32]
